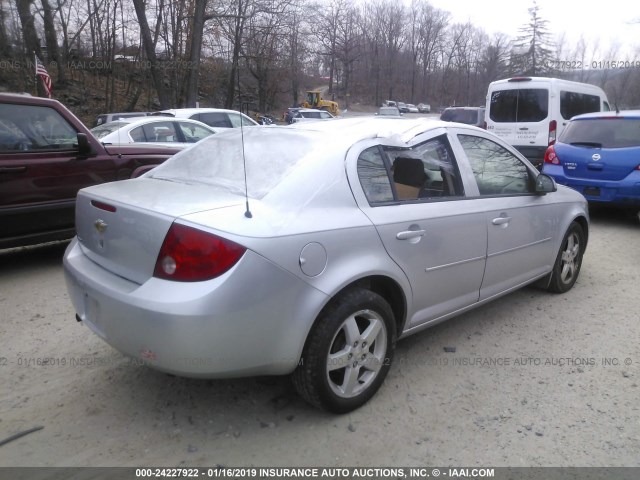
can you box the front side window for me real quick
[177,122,214,143]
[490,88,549,123]
[458,134,533,195]
[0,104,77,151]
[229,113,256,128]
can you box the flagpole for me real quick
[33,51,37,96]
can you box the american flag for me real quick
[35,55,53,98]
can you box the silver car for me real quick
[64,118,588,413]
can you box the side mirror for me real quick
[535,173,557,194]
[77,133,93,156]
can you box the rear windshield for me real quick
[147,128,316,199]
[440,109,481,124]
[91,121,129,139]
[489,88,548,123]
[560,118,640,148]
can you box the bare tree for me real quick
[132,0,171,107]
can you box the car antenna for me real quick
[237,69,252,219]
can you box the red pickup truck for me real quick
[0,93,181,249]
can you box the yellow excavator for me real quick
[301,90,340,116]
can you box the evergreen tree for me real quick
[511,1,555,75]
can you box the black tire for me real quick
[547,221,585,293]
[292,288,396,413]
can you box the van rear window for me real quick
[489,89,548,123]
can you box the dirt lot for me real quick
[0,207,639,468]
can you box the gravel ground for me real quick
[0,207,638,468]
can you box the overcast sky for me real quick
[427,0,639,58]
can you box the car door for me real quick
[453,131,559,300]
[0,102,116,247]
[352,133,487,327]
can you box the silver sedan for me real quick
[64,118,588,413]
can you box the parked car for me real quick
[440,107,486,128]
[91,117,217,145]
[543,110,640,209]
[406,104,419,114]
[95,111,150,127]
[376,106,402,116]
[397,102,409,113]
[290,108,335,123]
[417,103,431,113]
[0,93,181,250]
[64,117,588,413]
[152,108,259,129]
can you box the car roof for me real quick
[570,110,640,120]
[104,117,215,129]
[286,116,452,144]
[155,108,249,116]
[297,108,326,113]
[443,106,484,111]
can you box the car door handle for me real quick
[492,216,511,225]
[0,166,28,173]
[396,229,426,240]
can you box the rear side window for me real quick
[357,136,463,204]
[490,88,548,123]
[357,146,394,204]
[560,91,601,120]
[560,118,640,148]
[141,121,178,142]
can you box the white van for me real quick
[485,77,610,168]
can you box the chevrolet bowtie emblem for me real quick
[94,219,108,233]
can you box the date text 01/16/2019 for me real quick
[545,59,640,70]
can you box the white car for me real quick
[152,108,259,129]
[91,117,218,146]
[290,108,336,123]
[406,104,419,113]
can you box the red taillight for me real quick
[91,200,117,212]
[548,120,557,145]
[153,223,246,282]
[544,145,560,165]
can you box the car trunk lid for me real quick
[555,144,640,181]
[75,178,244,284]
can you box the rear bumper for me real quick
[544,166,640,206]
[63,238,328,378]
